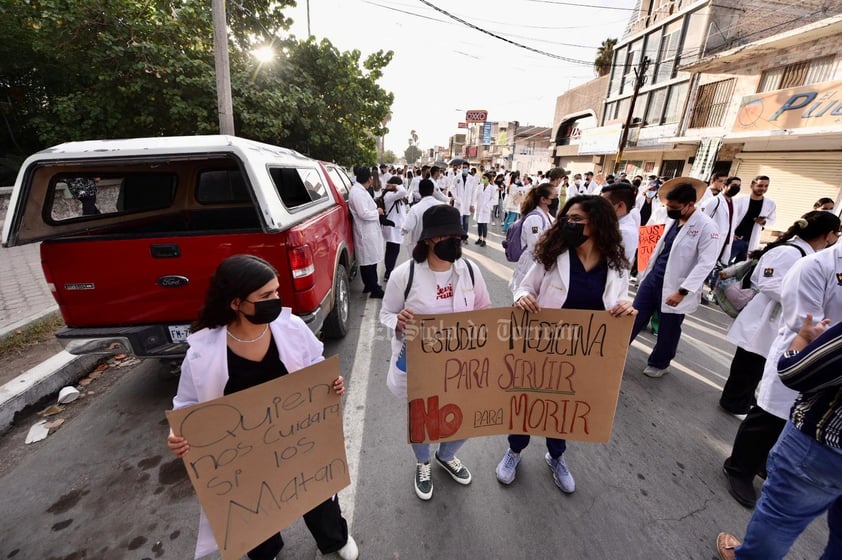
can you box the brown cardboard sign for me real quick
[165,356,350,560]
[405,308,633,444]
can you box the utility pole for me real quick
[614,56,650,169]
[307,0,311,36]
[212,0,235,135]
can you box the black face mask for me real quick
[632,179,642,187]
[726,185,741,197]
[666,208,684,220]
[432,237,463,262]
[560,219,588,247]
[241,298,282,324]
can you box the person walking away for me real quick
[474,172,496,246]
[720,212,840,510]
[380,205,492,500]
[508,184,557,296]
[349,167,386,298]
[716,308,842,558]
[629,178,719,378]
[700,176,742,300]
[502,173,525,232]
[167,254,359,560]
[402,179,444,245]
[452,163,479,242]
[602,183,640,267]
[381,176,408,281]
[498,195,635,492]
[730,176,776,263]
[493,173,506,224]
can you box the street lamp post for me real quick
[212,0,235,135]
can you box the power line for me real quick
[524,0,636,10]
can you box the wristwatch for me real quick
[678,288,689,296]
[783,349,800,359]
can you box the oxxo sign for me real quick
[465,110,488,123]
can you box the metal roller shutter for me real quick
[733,152,842,233]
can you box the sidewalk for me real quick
[0,243,58,339]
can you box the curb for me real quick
[0,304,60,342]
[0,351,103,434]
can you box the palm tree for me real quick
[594,38,617,77]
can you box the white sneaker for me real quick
[642,365,670,378]
[545,452,575,493]
[495,448,521,484]
[337,535,358,560]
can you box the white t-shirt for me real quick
[428,269,456,313]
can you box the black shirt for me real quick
[224,335,289,395]
[735,198,764,239]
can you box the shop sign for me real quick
[734,80,842,133]
[578,123,622,155]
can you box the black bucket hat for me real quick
[420,205,467,241]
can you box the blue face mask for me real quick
[462,168,469,175]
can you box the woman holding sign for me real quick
[166,255,358,560]
[499,195,635,493]
[380,204,492,501]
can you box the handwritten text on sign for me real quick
[405,308,634,444]
[165,356,349,560]
[637,224,665,273]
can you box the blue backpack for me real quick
[502,209,547,262]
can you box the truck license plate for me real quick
[168,324,191,343]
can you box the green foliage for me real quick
[382,150,398,164]
[0,0,393,182]
[404,144,422,165]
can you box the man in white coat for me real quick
[730,175,776,263]
[451,163,479,242]
[602,183,640,267]
[402,179,443,245]
[349,167,386,298]
[473,172,498,246]
[629,178,720,378]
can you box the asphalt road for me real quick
[0,225,829,559]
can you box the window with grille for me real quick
[758,56,835,93]
[689,79,735,128]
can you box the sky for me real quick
[284,0,639,156]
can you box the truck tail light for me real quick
[289,245,315,291]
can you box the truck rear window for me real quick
[48,173,177,222]
[269,167,329,209]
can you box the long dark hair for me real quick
[192,255,278,331]
[534,195,629,271]
[749,211,840,260]
[520,184,554,215]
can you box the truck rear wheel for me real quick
[322,265,350,338]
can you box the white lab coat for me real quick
[514,251,629,308]
[348,181,385,265]
[402,196,444,245]
[727,237,814,357]
[639,209,720,314]
[409,175,422,202]
[172,310,325,559]
[756,240,842,419]
[474,182,497,223]
[509,209,553,295]
[381,186,408,244]
[618,210,641,266]
[731,195,777,252]
[430,177,451,203]
[701,194,735,267]
[452,174,479,216]
[568,182,589,197]
[504,183,525,213]
[697,186,719,208]
[379,258,492,398]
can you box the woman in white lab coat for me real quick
[167,255,358,560]
[721,212,842,509]
[381,176,408,281]
[497,195,634,493]
[508,184,557,296]
[473,172,497,246]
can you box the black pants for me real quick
[359,263,381,293]
[724,405,786,480]
[384,242,401,277]
[720,347,766,414]
[477,223,488,238]
[247,495,348,559]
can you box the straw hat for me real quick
[657,176,707,204]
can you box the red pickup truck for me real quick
[1,136,356,357]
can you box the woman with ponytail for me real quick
[507,183,558,295]
[720,210,840,509]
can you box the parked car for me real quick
[1,135,356,358]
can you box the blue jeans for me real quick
[630,275,686,369]
[412,440,467,463]
[736,422,842,559]
[461,214,470,236]
[503,211,519,232]
[507,434,567,458]
[730,237,749,263]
